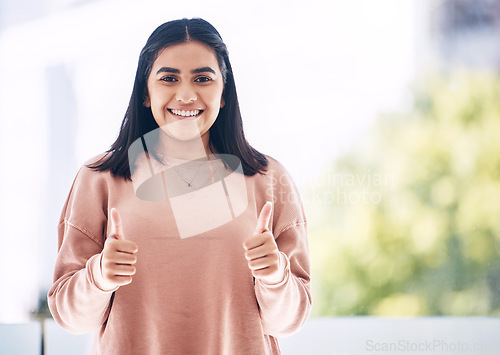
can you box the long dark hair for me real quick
[87,18,268,180]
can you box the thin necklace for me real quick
[157,152,207,188]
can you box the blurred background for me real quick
[0,0,500,336]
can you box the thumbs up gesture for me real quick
[243,201,284,284]
[100,208,139,289]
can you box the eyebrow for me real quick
[156,66,216,75]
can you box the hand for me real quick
[243,201,284,284]
[100,208,139,289]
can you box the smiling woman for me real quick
[46,17,312,354]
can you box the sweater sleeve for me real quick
[47,160,118,334]
[254,158,312,338]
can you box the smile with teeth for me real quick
[168,109,204,118]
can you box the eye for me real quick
[160,76,177,82]
[195,76,212,83]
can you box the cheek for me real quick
[148,84,173,106]
[206,90,224,109]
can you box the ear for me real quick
[220,96,225,108]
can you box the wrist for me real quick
[258,252,288,285]
[88,253,119,292]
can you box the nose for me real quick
[176,82,197,103]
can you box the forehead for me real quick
[153,41,219,70]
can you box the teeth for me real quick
[171,109,201,117]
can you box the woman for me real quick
[48,17,311,354]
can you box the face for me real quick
[144,41,225,144]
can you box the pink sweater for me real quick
[48,153,312,354]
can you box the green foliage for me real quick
[307,70,500,316]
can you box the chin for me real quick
[162,122,203,142]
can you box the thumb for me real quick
[255,201,272,234]
[109,208,125,240]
